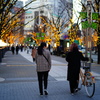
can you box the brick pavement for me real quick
[0,51,100,100]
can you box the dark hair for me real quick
[40,42,46,48]
[70,43,78,52]
[37,42,46,55]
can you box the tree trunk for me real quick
[97,12,100,64]
[97,29,100,64]
[97,44,100,64]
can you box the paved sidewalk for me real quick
[19,50,67,81]
[19,50,100,80]
[0,50,100,100]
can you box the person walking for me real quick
[11,45,15,55]
[31,46,37,62]
[20,45,23,52]
[27,46,30,54]
[65,43,88,95]
[35,42,51,96]
[16,45,19,55]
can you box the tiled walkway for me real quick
[0,51,100,100]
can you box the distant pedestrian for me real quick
[11,45,15,55]
[20,45,23,52]
[35,42,51,95]
[31,46,37,62]
[16,45,19,55]
[50,46,53,55]
[24,46,27,51]
[65,43,89,95]
[27,46,30,54]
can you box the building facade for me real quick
[24,0,52,35]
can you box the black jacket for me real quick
[66,50,88,81]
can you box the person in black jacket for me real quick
[65,43,88,95]
[16,45,19,55]
[11,45,15,55]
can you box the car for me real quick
[79,47,86,54]
[80,48,85,54]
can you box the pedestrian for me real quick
[16,45,19,55]
[11,45,15,55]
[31,46,37,62]
[20,45,23,52]
[35,42,51,96]
[27,46,30,54]
[65,43,89,95]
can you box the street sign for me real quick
[36,33,45,39]
[79,12,98,29]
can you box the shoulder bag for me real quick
[42,54,50,65]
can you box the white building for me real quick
[53,0,73,38]
[24,0,53,35]
[72,0,82,30]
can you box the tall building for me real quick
[73,0,82,25]
[15,1,23,8]
[52,0,73,36]
[24,0,52,34]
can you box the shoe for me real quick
[78,88,81,91]
[71,93,74,95]
[74,88,81,93]
[74,88,78,93]
[40,93,43,96]
[44,90,48,95]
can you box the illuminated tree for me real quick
[37,0,73,47]
[0,0,36,44]
[38,16,62,47]
[92,31,98,46]
[56,0,82,45]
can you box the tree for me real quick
[0,0,36,44]
[37,0,73,47]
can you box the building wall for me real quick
[15,1,23,8]
[24,0,52,35]
[55,0,73,39]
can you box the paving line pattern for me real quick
[19,51,100,81]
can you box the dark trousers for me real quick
[33,58,35,62]
[69,80,78,93]
[12,50,14,54]
[37,71,49,94]
[16,50,18,55]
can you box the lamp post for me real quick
[86,0,92,71]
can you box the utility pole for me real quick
[86,0,92,71]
